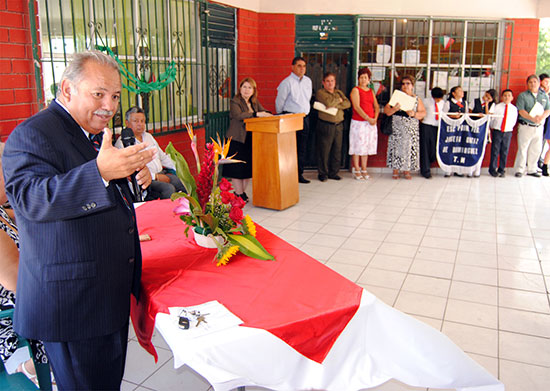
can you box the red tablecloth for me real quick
[131,199,362,364]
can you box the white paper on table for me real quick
[529,101,544,117]
[313,101,338,116]
[388,89,416,111]
[168,301,243,340]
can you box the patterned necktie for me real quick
[435,101,439,121]
[89,133,102,152]
[501,104,508,132]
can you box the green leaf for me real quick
[166,142,198,200]
[227,234,275,261]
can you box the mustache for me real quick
[94,109,114,116]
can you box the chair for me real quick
[0,309,52,390]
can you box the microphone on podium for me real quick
[120,127,143,202]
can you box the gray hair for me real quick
[526,74,539,83]
[58,50,119,95]
[125,106,145,122]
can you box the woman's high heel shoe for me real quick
[352,168,364,180]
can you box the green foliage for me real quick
[166,142,198,200]
[537,27,550,75]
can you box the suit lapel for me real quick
[49,101,98,162]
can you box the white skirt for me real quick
[349,119,378,156]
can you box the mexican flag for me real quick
[439,36,455,50]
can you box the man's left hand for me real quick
[135,167,152,189]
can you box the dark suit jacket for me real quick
[2,100,141,342]
[226,96,266,143]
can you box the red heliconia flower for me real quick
[196,143,215,209]
[220,191,235,204]
[229,206,244,223]
[230,196,246,209]
[219,178,233,192]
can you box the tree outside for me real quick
[537,19,550,75]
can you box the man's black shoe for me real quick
[318,174,327,182]
[453,173,464,177]
[422,173,432,179]
[498,172,505,178]
[527,172,541,177]
[328,175,341,180]
[515,172,522,177]
[489,170,498,177]
[298,175,310,184]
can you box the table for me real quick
[131,200,504,391]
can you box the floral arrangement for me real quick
[166,124,274,266]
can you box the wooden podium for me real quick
[244,113,304,210]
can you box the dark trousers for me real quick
[43,321,129,391]
[489,130,513,174]
[419,123,438,177]
[296,115,310,175]
[317,120,343,177]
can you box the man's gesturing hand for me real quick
[96,128,156,182]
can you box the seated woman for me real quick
[0,142,48,385]
[225,77,272,201]
[384,75,426,179]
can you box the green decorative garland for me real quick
[96,45,177,94]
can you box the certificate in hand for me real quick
[388,90,416,112]
[529,101,544,117]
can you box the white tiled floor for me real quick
[122,169,550,391]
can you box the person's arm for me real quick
[414,97,426,121]
[384,101,401,116]
[275,80,289,114]
[372,91,380,122]
[336,90,351,110]
[0,228,19,292]
[3,125,154,222]
[255,100,272,117]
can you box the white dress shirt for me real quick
[421,97,445,126]
[115,131,175,176]
[275,72,313,115]
[490,102,518,132]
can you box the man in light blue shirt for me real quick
[276,57,313,183]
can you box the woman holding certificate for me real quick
[384,75,426,179]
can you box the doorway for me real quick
[298,49,354,171]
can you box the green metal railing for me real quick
[33,0,235,137]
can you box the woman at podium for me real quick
[225,77,272,202]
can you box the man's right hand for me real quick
[96,127,156,182]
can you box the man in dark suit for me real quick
[2,50,155,390]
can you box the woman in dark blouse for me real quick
[224,77,272,201]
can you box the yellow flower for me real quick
[242,215,256,237]
[184,123,195,142]
[216,245,239,266]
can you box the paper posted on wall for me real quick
[313,101,338,116]
[388,90,416,112]
[169,300,243,339]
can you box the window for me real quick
[357,17,512,105]
[38,0,207,134]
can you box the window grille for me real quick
[357,17,513,106]
[35,0,235,137]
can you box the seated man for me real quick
[116,106,185,199]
